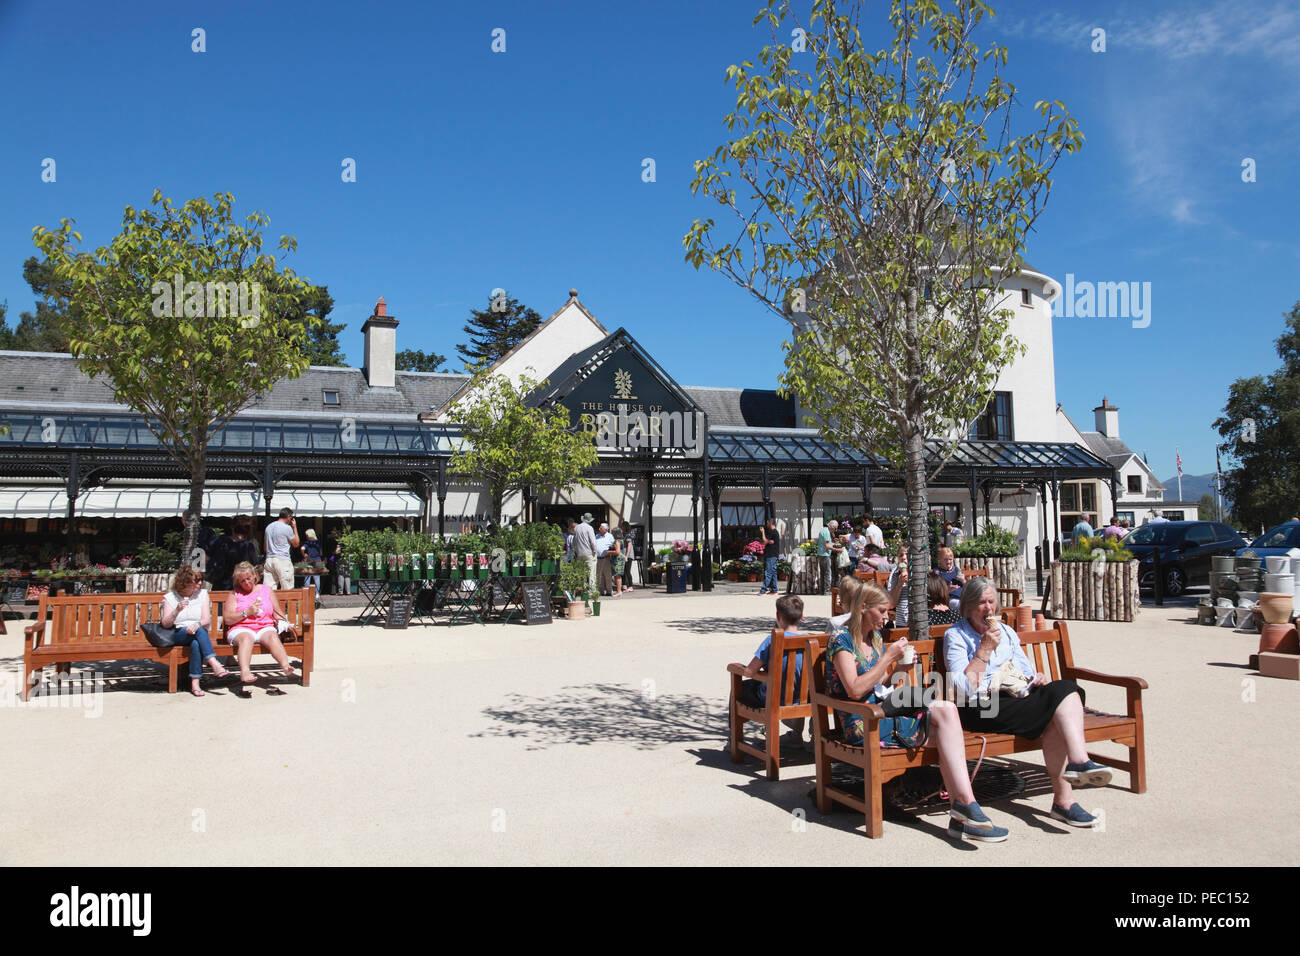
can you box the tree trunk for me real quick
[902,421,930,639]
[182,452,206,571]
[492,485,505,529]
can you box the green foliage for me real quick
[295,285,346,366]
[952,525,1019,557]
[395,348,448,372]
[683,0,1080,636]
[1214,300,1300,529]
[1060,536,1133,563]
[337,527,443,558]
[558,557,593,601]
[134,541,178,572]
[456,292,543,369]
[447,369,598,524]
[32,190,322,562]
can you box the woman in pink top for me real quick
[224,561,297,684]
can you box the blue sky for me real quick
[1,0,1295,480]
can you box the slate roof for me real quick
[1079,430,1165,491]
[684,386,795,428]
[0,351,470,421]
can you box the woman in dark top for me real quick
[926,571,960,627]
[207,514,260,591]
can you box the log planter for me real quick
[957,553,1025,595]
[128,572,173,593]
[1050,560,1140,622]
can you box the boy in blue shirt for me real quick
[735,595,808,742]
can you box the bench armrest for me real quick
[810,690,884,723]
[1062,665,1148,692]
[726,663,767,682]
[24,621,43,647]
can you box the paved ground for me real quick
[2,583,1294,865]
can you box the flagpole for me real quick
[1215,444,1223,521]
[1176,446,1183,502]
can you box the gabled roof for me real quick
[526,327,700,414]
[427,294,608,417]
[1078,432,1165,491]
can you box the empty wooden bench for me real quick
[21,588,315,699]
[807,619,1147,837]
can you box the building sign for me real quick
[558,346,704,458]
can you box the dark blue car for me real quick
[1237,521,1300,559]
[1124,521,1247,596]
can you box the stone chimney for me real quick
[1093,397,1119,439]
[362,296,399,388]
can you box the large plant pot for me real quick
[1258,592,1293,624]
[1212,555,1238,574]
[1265,573,1295,594]
[1049,560,1140,622]
[1265,556,1291,574]
[567,601,584,620]
[1259,623,1299,654]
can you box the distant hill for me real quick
[1161,472,1232,508]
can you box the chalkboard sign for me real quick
[5,585,27,605]
[385,596,414,629]
[521,581,553,625]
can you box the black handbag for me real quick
[141,622,180,648]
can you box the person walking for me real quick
[263,507,299,590]
[301,528,323,605]
[759,517,781,595]
[816,520,838,595]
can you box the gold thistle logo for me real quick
[612,368,636,400]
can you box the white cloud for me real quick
[1170,198,1195,223]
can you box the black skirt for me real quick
[956,679,1084,740]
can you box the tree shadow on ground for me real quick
[473,682,734,750]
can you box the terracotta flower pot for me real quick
[1015,604,1033,630]
[1259,622,1299,655]
[567,601,584,620]
[1259,592,1294,625]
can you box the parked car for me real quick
[1122,521,1248,596]
[1237,520,1300,558]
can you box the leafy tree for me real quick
[295,285,346,366]
[684,0,1080,636]
[1214,301,1300,530]
[33,190,320,561]
[456,292,542,369]
[395,348,448,372]
[447,368,598,525]
[1196,493,1220,523]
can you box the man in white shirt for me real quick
[864,515,885,550]
[263,507,299,590]
[595,522,615,596]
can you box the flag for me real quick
[1176,450,1183,476]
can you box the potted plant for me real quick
[1051,536,1139,621]
[777,558,793,581]
[670,540,692,565]
[952,525,1025,593]
[558,559,590,619]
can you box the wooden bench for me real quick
[807,619,1147,837]
[21,588,315,699]
[727,630,832,780]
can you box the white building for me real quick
[0,271,1116,580]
